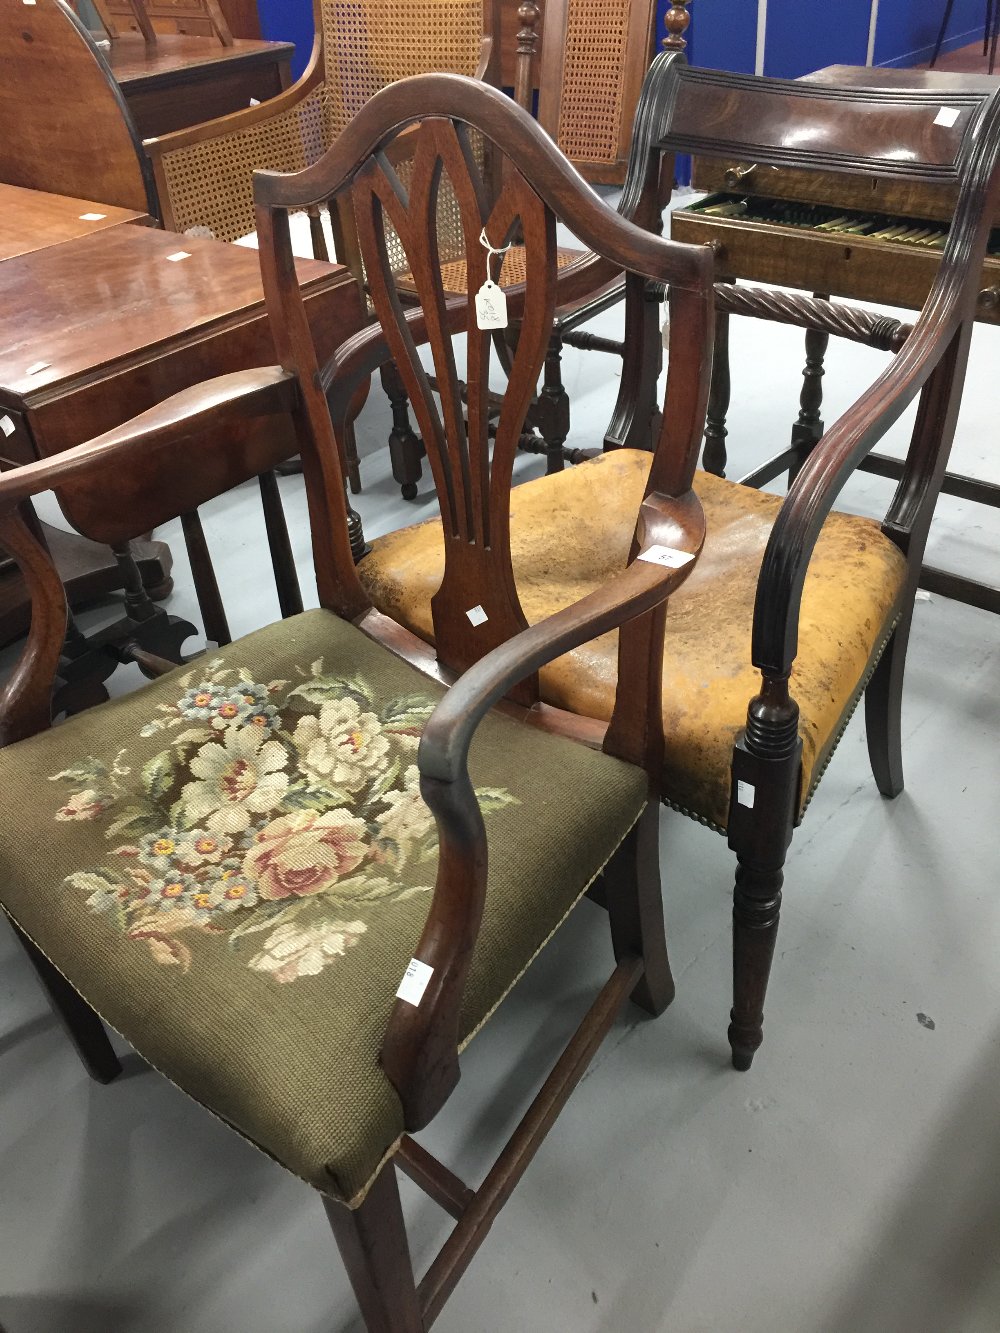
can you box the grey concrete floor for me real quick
[2,230,999,1331]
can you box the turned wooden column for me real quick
[513,1,541,114]
[662,0,692,50]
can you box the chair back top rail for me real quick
[655,61,996,183]
[0,0,158,216]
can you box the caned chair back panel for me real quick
[537,0,658,184]
[0,0,157,215]
[253,75,714,687]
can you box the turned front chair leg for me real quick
[531,330,570,474]
[323,1165,423,1333]
[703,284,732,477]
[726,680,801,1070]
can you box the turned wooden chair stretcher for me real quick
[0,75,714,1329]
[356,54,1000,1071]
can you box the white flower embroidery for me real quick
[248,917,367,983]
[179,727,290,834]
[292,697,390,791]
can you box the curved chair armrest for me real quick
[751,288,965,680]
[380,492,705,1127]
[0,369,297,514]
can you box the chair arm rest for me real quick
[381,494,704,1127]
[751,291,964,679]
[0,369,297,513]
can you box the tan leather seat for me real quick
[358,450,909,831]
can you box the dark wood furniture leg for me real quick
[726,681,801,1070]
[382,362,425,501]
[604,803,674,1015]
[864,612,910,800]
[930,0,957,67]
[703,284,732,477]
[323,1167,423,1333]
[11,921,123,1084]
[788,296,831,483]
[602,279,664,453]
[534,329,570,474]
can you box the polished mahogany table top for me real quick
[106,33,295,89]
[0,184,151,263]
[803,64,1000,93]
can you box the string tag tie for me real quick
[475,227,510,330]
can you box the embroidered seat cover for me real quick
[0,610,646,1205]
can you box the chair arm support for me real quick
[0,369,298,513]
[381,499,704,1128]
[751,293,963,679]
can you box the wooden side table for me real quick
[0,184,152,263]
[0,224,361,646]
[107,33,295,137]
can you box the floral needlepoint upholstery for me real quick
[0,610,647,1205]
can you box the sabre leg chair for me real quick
[0,74,713,1327]
[357,57,1000,1071]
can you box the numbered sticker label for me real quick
[737,780,755,809]
[0,416,14,439]
[166,251,192,263]
[638,545,695,570]
[396,958,434,1007]
[934,106,961,128]
[466,604,488,626]
[79,212,106,222]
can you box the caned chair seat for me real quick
[358,451,909,831]
[0,609,646,1206]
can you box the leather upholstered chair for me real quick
[0,77,713,1327]
[357,58,1000,1072]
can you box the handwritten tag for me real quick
[638,544,695,570]
[466,604,488,626]
[79,212,106,222]
[166,250,192,262]
[396,958,434,1007]
[475,279,508,330]
[934,106,961,128]
[737,780,755,809]
[661,310,670,349]
[0,417,14,439]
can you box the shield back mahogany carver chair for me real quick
[0,76,713,1328]
[357,56,1000,1073]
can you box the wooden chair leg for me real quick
[11,922,122,1084]
[604,802,674,1016]
[788,304,830,483]
[532,330,570,475]
[929,0,956,67]
[381,363,424,501]
[703,290,731,477]
[864,612,912,799]
[323,1165,424,1333]
[726,685,801,1070]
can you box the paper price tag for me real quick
[475,280,508,330]
[0,417,14,439]
[661,311,670,349]
[166,251,192,263]
[396,958,434,1007]
[934,106,961,128]
[638,544,695,570]
[79,212,106,222]
[25,361,49,377]
[737,780,755,809]
[466,604,488,626]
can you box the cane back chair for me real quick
[0,76,713,1327]
[357,56,1000,1072]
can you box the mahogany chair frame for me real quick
[632,55,1000,1067]
[1,76,714,1327]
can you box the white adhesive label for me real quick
[249,97,261,106]
[934,106,961,128]
[22,1,36,7]
[396,958,434,1007]
[661,311,670,349]
[475,280,508,330]
[0,416,14,439]
[737,780,755,809]
[166,250,192,262]
[25,361,49,376]
[638,544,695,570]
[79,212,106,222]
[466,604,488,626]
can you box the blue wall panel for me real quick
[661,0,757,74]
[874,0,984,67]
[763,0,871,78]
[258,0,315,81]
